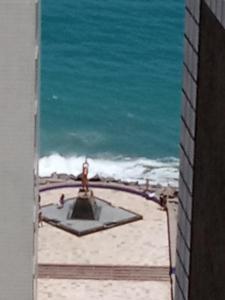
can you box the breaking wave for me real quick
[39,153,179,187]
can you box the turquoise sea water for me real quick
[40,0,184,185]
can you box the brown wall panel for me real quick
[190,2,225,299]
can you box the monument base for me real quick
[68,189,98,220]
[41,195,142,237]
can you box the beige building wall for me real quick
[0,1,39,299]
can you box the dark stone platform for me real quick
[68,190,99,220]
[42,197,142,236]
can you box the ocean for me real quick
[40,0,184,186]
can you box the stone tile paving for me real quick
[38,279,171,300]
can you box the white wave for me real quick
[39,153,179,187]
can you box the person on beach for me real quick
[38,195,43,227]
[57,193,65,209]
[160,194,167,210]
[144,179,150,192]
[145,191,159,202]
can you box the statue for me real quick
[82,159,89,193]
[68,159,98,220]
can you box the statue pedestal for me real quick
[42,192,143,236]
[68,189,98,220]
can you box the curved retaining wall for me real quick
[39,182,160,205]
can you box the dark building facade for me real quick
[176,0,225,299]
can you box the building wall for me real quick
[176,1,225,299]
[189,1,225,299]
[175,1,200,298]
[0,1,39,299]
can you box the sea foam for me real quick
[39,154,179,187]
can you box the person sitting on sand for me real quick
[145,191,159,202]
[57,193,65,209]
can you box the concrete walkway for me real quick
[38,279,171,300]
[167,197,178,299]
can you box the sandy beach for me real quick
[38,181,174,300]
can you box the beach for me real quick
[37,176,178,299]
